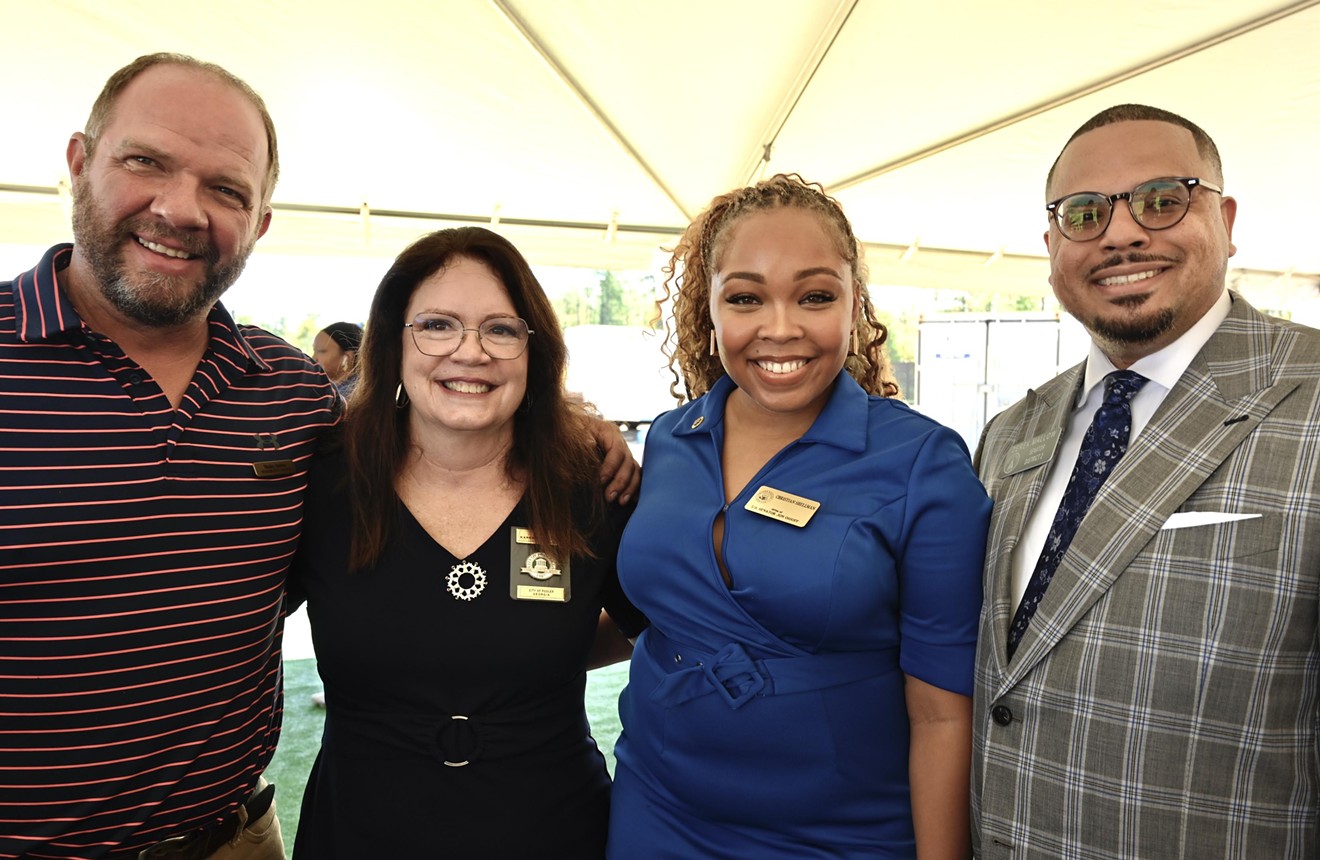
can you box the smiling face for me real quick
[65,63,272,330]
[710,207,856,426]
[1045,120,1237,367]
[400,256,528,444]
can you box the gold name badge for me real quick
[509,526,571,602]
[744,485,820,528]
[252,460,296,479]
[516,585,567,602]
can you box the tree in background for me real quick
[597,271,627,325]
[873,309,915,365]
[554,271,659,329]
[235,313,323,355]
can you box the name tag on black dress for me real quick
[508,526,571,602]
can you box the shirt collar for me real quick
[671,370,869,453]
[13,244,81,341]
[208,299,272,373]
[11,242,269,373]
[1079,287,1231,406]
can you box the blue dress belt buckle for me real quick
[700,642,766,709]
[647,629,881,710]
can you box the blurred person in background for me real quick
[312,320,363,397]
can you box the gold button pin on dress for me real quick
[691,417,704,429]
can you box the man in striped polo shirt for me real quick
[0,53,319,860]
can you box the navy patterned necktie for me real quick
[1007,370,1149,657]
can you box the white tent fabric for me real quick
[3,0,1319,301]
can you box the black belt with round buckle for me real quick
[120,782,275,860]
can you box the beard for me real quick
[70,179,253,328]
[1068,252,1179,347]
[1081,293,1176,346]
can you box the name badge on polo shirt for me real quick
[251,432,296,478]
[508,527,571,602]
[252,460,296,478]
[999,428,1062,477]
[744,486,820,528]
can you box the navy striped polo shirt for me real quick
[0,244,341,858]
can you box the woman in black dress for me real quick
[291,227,643,858]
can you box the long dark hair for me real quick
[345,227,601,569]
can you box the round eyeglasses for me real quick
[1046,176,1223,241]
[404,314,533,360]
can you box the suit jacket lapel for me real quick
[982,365,1083,680]
[1003,297,1299,686]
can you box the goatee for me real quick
[1085,294,1176,346]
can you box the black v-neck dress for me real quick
[290,450,644,858]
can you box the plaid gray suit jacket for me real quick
[972,293,1320,859]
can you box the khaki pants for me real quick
[202,778,285,860]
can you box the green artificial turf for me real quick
[264,659,324,854]
[585,661,630,771]
[265,658,630,855]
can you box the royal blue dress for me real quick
[607,372,990,858]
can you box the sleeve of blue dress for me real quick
[895,427,991,697]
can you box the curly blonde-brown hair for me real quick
[660,173,897,402]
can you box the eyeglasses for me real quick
[404,314,534,359]
[1046,176,1223,241]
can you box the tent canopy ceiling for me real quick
[4,0,1318,296]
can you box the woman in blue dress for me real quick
[607,175,990,858]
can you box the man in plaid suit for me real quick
[972,104,1320,858]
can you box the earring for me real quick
[395,382,410,409]
[850,329,860,356]
[709,330,717,356]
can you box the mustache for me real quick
[1087,252,1177,280]
[119,218,220,265]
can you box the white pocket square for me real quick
[1161,511,1262,530]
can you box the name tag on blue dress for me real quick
[744,486,820,528]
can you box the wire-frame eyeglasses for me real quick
[404,314,534,360]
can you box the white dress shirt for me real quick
[1011,289,1233,606]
